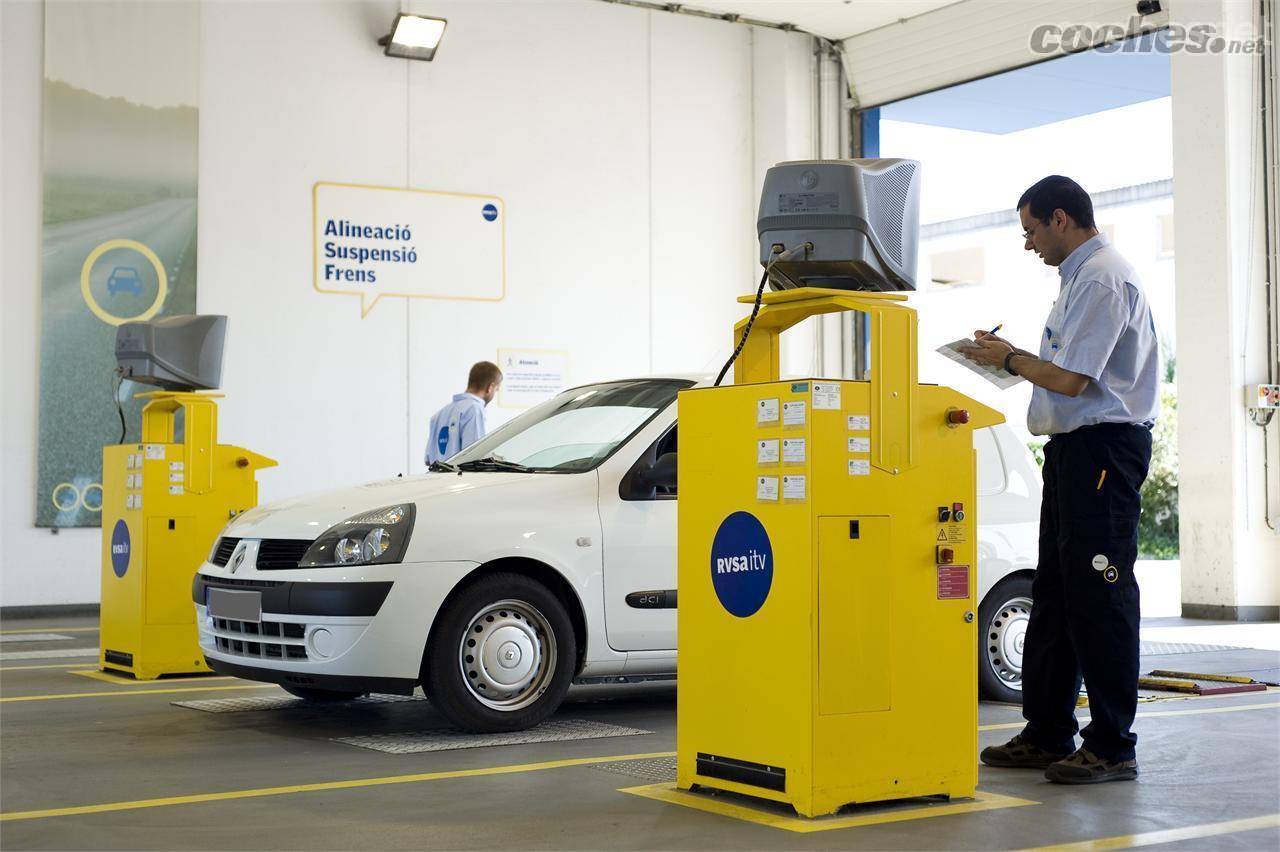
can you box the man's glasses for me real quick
[1021,221,1045,241]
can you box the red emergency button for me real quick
[946,408,970,426]
[936,546,955,564]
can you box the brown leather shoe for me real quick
[1045,747,1139,784]
[980,734,1073,769]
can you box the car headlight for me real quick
[298,504,416,568]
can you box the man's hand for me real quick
[957,335,1012,368]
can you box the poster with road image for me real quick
[37,1,199,526]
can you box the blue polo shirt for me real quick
[425,393,487,465]
[1027,234,1160,437]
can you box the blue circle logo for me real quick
[110,519,131,578]
[481,203,498,222]
[437,425,450,456]
[709,511,773,617]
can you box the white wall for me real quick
[1170,0,1280,617]
[1,0,816,607]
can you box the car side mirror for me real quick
[636,452,678,492]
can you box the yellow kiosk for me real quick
[101,317,275,679]
[676,160,1003,817]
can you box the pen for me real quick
[984,323,1003,336]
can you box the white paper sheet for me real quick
[935,339,1025,390]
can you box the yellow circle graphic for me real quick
[81,483,104,512]
[79,239,169,326]
[51,482,81,512]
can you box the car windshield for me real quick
[448,379,692,473]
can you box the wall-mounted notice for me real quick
[313,181,505,317]
[497,349,567,408]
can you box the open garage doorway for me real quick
[861,33,1179,603]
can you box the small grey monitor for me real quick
[115,315,227,392]
[757,158,921,291]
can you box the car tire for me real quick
[423,572,577,733]
[280,684,366,701]
[978,573,1034,704]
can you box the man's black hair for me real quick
[1017,175,1096,230]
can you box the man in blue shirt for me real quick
[425,361,503,467]
[961,176,1159,785]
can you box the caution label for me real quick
[937,524,968,544]
[937,565,970,600]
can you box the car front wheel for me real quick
[978,574,1034,704]
[423,573,577,733]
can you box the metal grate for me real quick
[0,633,75,643]
[1140,642,1238,655]
[591,756,677,783]
[334,719,654,754]
[256,539,314,570]
[861,162,915,266]
[211,537,240,566]
[173,693,428,713]
[212,617,308,661]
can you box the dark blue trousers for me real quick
[1021,422,1152,761]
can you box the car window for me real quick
[974,427,1007,496]
[450,379,692,472]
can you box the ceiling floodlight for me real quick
[379,13,447,61]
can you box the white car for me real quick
[194,377,1041,732]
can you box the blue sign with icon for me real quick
[110,519,131,578]
[709,511,773,617]
[482,203,498,222]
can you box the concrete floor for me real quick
[2,615,1278,851]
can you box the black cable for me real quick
[113,367,126,444]
[715,269,770,387]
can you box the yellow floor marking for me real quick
[0,626,98,635]
[0,683,278,703]
[619,784,1036,833]
[980,699,1280,732]
[1023,812,1280,850]
[68,669,236,686]
[0,751,678,823]
[0,663,85,672]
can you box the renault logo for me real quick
[228,542,248,574]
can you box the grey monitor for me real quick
[115,315,227,392]
[757,158,921,291]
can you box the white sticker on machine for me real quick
[848,459,871,476]
[756,476,779,502]
[782,475,806,500]
[757,398,779,425]
[812,382,841,410]
[783,400,806,427]
[757,439,779,464]
[848,415,870,431]
[848,437,871,454]
[782,438,806,463]
[144,444,166,460]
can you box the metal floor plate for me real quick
[334,718,653,754]
[591,755,677,783]
[173,693,428,713]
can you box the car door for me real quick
[596,409,678,652]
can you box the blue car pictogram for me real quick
[107,266,144,296]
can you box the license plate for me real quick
[207,587,262,623]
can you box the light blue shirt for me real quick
[425,393,487,465]
[1027,234,1160,437]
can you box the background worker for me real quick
[959,175,1159,785]
[425,361,503,466]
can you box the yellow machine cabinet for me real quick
[677,289,1002,817]
[100,392,275,679]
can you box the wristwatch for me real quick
[1003,352,1018,376]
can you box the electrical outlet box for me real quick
[1250,384,1280,409]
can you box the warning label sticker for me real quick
[937,565,970,600]
[937,524,968,544]
[812,382,841,410]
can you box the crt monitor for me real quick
[757,158,921,291]
[115,315,227,392]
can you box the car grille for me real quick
[211,617,309,661]
[211,537,240,566]
[256,539,313,570]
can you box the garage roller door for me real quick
[841,0,1170,108]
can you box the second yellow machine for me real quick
[677,159,1003,817]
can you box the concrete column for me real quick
[1170,0,1280,620]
